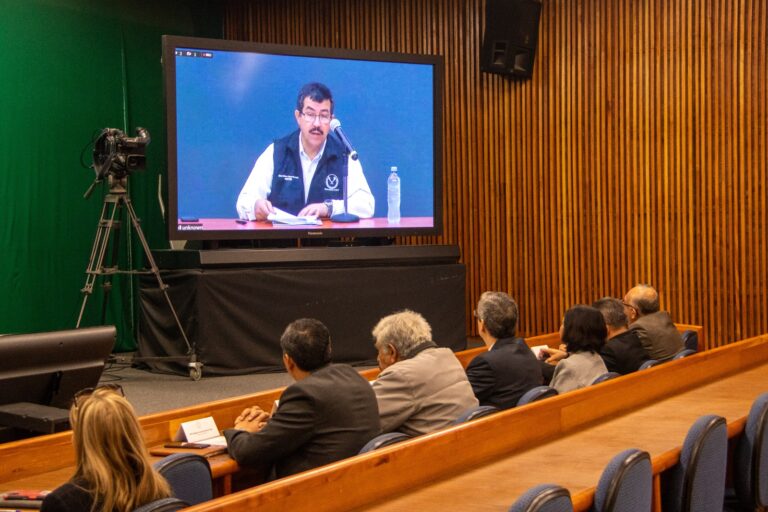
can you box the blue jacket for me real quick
[268,130,346,215]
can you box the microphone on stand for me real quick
[328,119,359,223]
[329,119,359,161]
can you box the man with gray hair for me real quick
[592,297,650,374]
[371,310,478,436]
[623,284,684,361]
[465,292,543,409]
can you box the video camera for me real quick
[92,127,150,180]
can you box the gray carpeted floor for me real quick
[100,362,382,416]
[99,364,296,416]
[102,337,481,417]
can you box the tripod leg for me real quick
[77,197,117,328]
[99,198,123,325]
[123,198,195,360]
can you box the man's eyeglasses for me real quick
[622,301,638,314]
[72,383,124,407]
[299,111,332,124]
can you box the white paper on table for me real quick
[530,345,550,360]
[267,207,322,225]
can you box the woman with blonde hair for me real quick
[41,385,171,512]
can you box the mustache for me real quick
[309,128,324,135]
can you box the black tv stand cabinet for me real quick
[139,245,466,376]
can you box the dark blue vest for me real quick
[268,130,346,216]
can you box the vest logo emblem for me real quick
[324,174,339,191]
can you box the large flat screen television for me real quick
[162,35,443,241]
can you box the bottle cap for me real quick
[390,166,398,172]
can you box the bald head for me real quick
[623,284,660,323]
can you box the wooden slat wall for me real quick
[223,0,767,348]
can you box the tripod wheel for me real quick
[189,366,202,381]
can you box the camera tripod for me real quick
[76,175,203,380]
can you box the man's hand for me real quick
[297,203,329,218]
[254,199,275,220]
[235,406,268,423]
[234,406,271,433]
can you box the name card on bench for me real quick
[174,416,227,446]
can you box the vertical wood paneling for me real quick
[224,0,768,348]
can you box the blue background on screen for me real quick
[174,49,435,220]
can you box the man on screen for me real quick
[236,82,375,220]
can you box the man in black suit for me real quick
[465,292,544,409]
[224,318,380,479]
[592,297,650,374]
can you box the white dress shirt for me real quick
[236,137,375,220]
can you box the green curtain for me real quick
[0,0,222,350]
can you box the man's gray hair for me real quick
[592,297,629,329]
[476,291,518,339]
[372,310,432,359]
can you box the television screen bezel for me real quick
[162,35,444,241]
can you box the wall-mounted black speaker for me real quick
[480,0,542,79]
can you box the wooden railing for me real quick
[184,331,763,512]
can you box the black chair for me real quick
[681,330,698,352]
[153,453,213,506]
[592,448,652,512]
[508,484,573,512]
[673,349,696,360]
[517,386,558,407]
[638,360,660,370]
[727,391,768,511]
[358,432,412,454]
[661,414,728,512]
[452,405,499,424]
[132,497,189,512]
[591,372,621,385]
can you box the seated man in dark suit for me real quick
[623,284,684,361]
[465,292,544,409]
[592,297,650,374]
[224,318,380,479]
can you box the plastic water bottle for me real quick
[387,166,401,223]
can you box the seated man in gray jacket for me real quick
[623,284,684,361]
[371,310,478,436]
